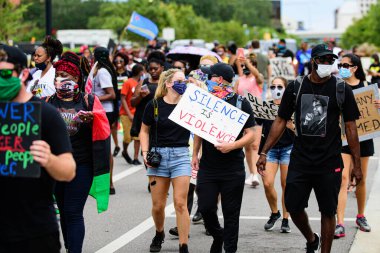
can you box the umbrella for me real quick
[166,46,222,70]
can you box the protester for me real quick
[193,63,256,253]
[28,36,63,98]
[120,64,144,165]
[0,45,75,253]
[256,77,294,233]
[257,44,362,253]
[335,54,379,238]
[368,53,380,87]
[275,39,294,61]
[296,42,311,75]
[172,60,188,75]
[216,45,229,64]
[47,53,111,253]
[251,40,272,96]
[92,47,117,194]
[140,69,191,253]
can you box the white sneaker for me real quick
[251,174,260,187]
[245,174,253,185]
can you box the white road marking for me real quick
[95,203,175,253]
[113,165,144,182]
[369,157,379,160]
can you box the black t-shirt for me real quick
[369,63,380,86]
[278,76,360,174]
[48,94,93,165]
[142,97,190,147]
[0,97,72,243]
[256,118,294,153]
[199,95,256,178]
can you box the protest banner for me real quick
[0,102,41,178]
[342,84,380,145]
[244,92,279,120]
[270,57,295,80]
[169,84,249,145]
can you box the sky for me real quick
[282,0,345,30]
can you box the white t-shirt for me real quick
[27,67,56,98]
[92,68,114,112]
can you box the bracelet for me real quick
[260,152,267,156]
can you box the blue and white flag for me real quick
[126,11,158,40]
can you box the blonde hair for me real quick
[154,69,182,99]
[200,55,218,64]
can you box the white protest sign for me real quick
[270,57,295,80]
[244,92,279,120]
[169,84,249,145]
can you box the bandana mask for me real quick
[55,77,79,99]
[172,81,187,95]
[206,80,235,100]
[0,76,21,102]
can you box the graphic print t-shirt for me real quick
[27,67,56,98]
[278,76,360,173]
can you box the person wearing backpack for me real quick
[257,44,362,253]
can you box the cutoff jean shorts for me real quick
[147,147,191,179]
[266,144,293,165]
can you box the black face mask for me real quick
[243,68,251,75]
[35,62,47,71]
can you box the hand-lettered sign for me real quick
[0,102,41,178]
[342,84,380,145]
[169,84,249,145]
[270,57,295,80]
[244,92,279,120]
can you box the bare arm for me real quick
[245,59,264,86]
[214,127,255,153]
[131,82,142,107]
[139,123,151,166]
[98,87,116,101]
[344,120,362,185]
[121,94,133,120]
[267,64,272,84]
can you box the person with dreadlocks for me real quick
[91,47,118,195]
[46,52,111,253]
[28,36,63,98]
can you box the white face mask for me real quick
[270,87,284,100]
[316,64,333,78]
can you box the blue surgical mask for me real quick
[172,81,187,95]
[339,68,352,79]
[277,44,285,50]
[206,80,219,92]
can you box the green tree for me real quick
[0,0,30,42]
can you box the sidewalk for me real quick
[349,158,380,253]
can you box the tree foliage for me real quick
[0,0,30,42]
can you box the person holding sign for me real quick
[257,44,362,253]
[335,54,380,238]
[0,45,75,252]
[256,77,295,233]
[140,69,191,253]
[46,54,111,253]
[193,63,256,253]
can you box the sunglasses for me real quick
[337,63,355,69]
[269,85,284,90]
[316,56,335,64]
[114,59,124,63]
[0,69,14,79]
[199,64,211,68]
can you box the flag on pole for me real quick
[126,11,158,40]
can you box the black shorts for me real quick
[342,139,374,157]
[0,232,61,253]
[106,112,117,126]
[285,169,342,216]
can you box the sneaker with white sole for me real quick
[334,224,345,238]
[356,216,371,232]
[280,218,291,233]
[264,211,281,231]
[245,174,253,185]
[306,233,321,253]
[251,174,260,187]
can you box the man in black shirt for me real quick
[257,44,362,253]
[0,45,75,252]
[193,63,256,253]
[275,39,294,61]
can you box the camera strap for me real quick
[152,99,159,152]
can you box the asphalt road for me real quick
[59,138,380,253]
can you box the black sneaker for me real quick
[132,159,142,165]
[113,146,120,157]
[179,244,189,253]
[306,233,321,253]
[210,236,223,253]
[192,211,203,224]
[280,218,291,233]
[169,227,179,236]
[150,231,165,252]
[264,211,281,231]
[122,150,133,164]
[110,187,116,195]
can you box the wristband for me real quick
[260,152,267,156]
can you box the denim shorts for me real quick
[147,147,191,179]
[267,144,293,165]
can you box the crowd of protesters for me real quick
[0,36,379,253]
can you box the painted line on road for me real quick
[113,165,144,182]
[369,157,378,160]
[95,204,175,253]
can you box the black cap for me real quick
[201,62,234,83]
[0,44,28,68]
[311,44,338,59]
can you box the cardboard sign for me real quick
[0,102,41,178]
[169,84,249,145]
[244,93,279,120]
[270,57,295,80]
[342,85,380,145]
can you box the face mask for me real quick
[172,81,187,95]
[35,62,47,71]
[217,51,224,56]
[270,87,284,100]
[55,77,79,99]
[206,80,219,92]
[243,68,251,76]
[316,64,333,78]
[0,76,21,101]
[277,44,285,50]
[339,68,352,79]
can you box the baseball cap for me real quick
[201,62,234,83]
[311,44,338,59]
[0,44,28,68]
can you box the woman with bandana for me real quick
[256,77,295,234]
[47,54,111,253]
[140,69,191,253]
[28,36,63,98]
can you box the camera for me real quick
[146,150,162,168]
